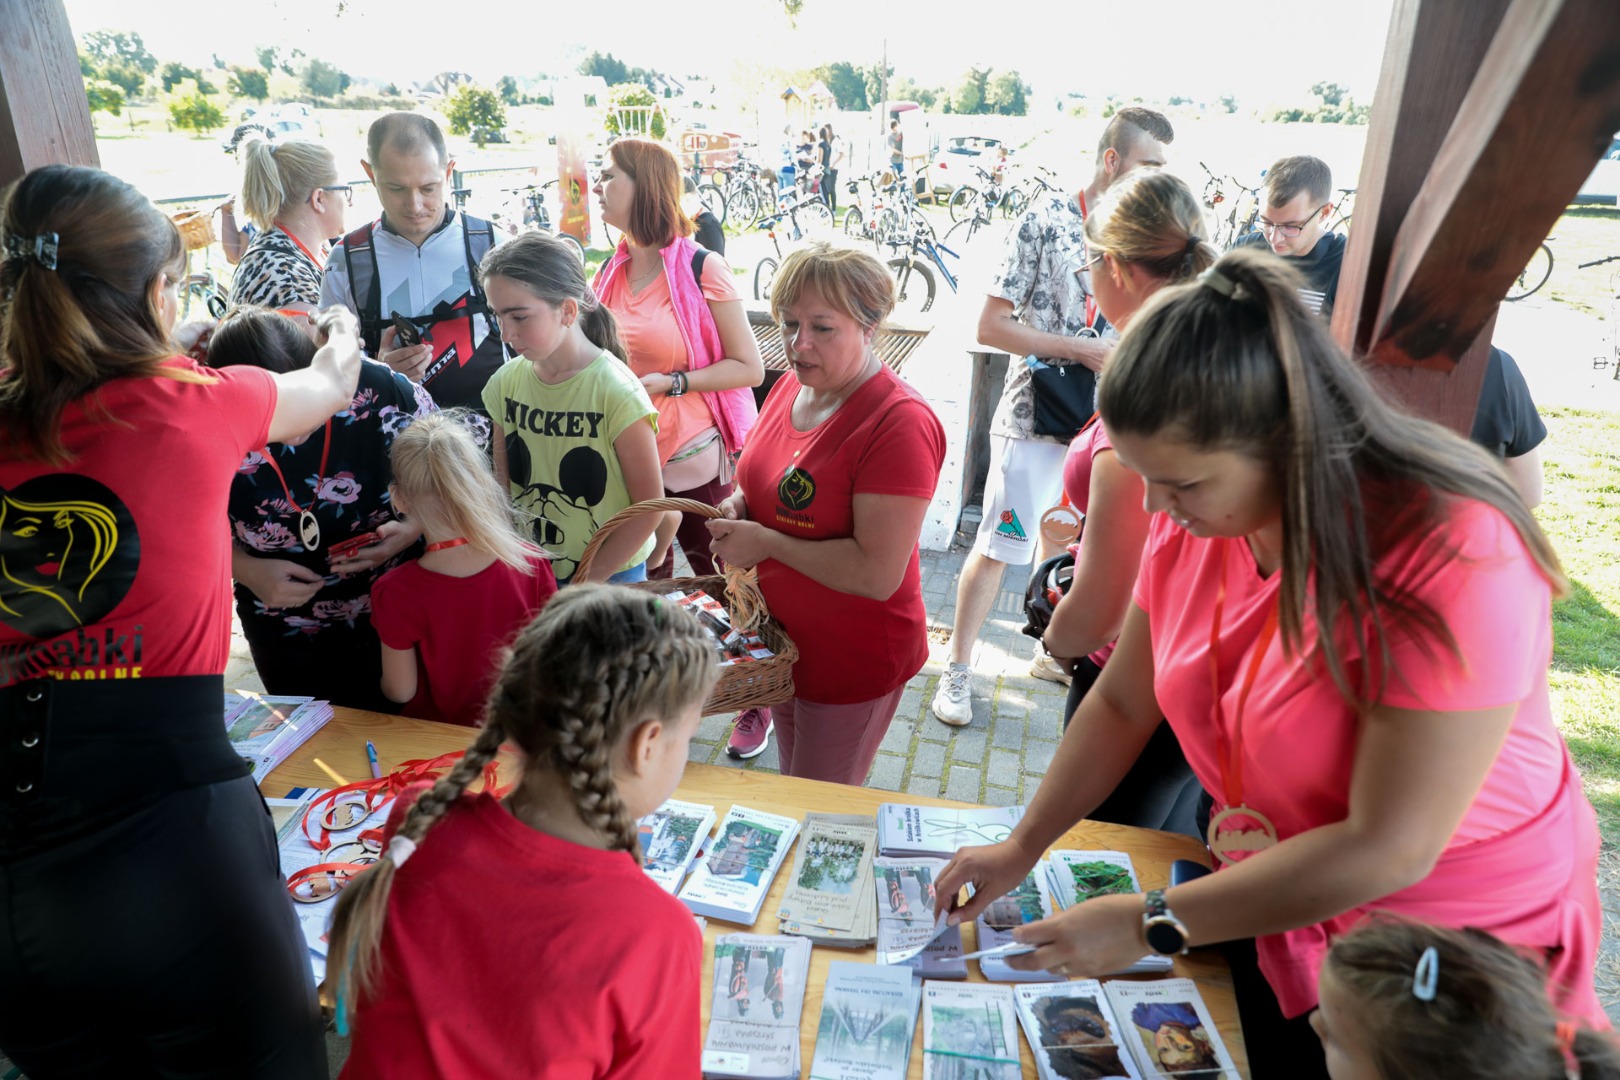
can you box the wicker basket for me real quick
[574,498,798,714]
[171,209,216,252]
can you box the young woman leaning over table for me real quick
[935,248,1604,1079]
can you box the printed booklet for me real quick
[702,933,813,1080]
[975,862,1061,982]
[1047,850,1173,975]
[873,857,967,979]
[877,803,1025,859]
[638,797,718,894]
[1103,978,1240,1079]
[778,815,877,945]
[224,691,333,784]
[808,961,919,1080]
[679,805,801,924]
[920,981,1022,1080]
[1013,980,1142,1080]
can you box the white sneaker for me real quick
[932,664,974,727]
[1029,650,1073,686]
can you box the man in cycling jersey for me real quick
[1228,155,1346,316]
[320,113,503,418]
[931,107,1173,729]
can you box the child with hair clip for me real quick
[328,585,721,1079]
[369,410,558,726]
[478,232,665,584]
[1315,920,1620,1080]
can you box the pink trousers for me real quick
[773,685,907,786]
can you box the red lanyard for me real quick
[259,419,332,518]
[274,224,326,275]
[1077,191,1098,330]
[1206,539,1281,811]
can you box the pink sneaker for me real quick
[726,707,774,760]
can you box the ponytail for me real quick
[580,302,628,363]
[237,135,338,231]
[1082,168,1215,286]
[1573,1030,1620,1080]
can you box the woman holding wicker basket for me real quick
[706,243,945,784]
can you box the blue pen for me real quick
[365,740,382,780]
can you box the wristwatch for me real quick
[1142,889,1190,956]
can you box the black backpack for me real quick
[339,213,496,355]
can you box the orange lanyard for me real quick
[1206,539,1281,810]
[273,224,326,275]
[258,420,332,550]
[1078,191,1098,330]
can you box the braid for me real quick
[326,717,507,1012]
[551,651,655,860]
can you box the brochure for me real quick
[877,803,1025,859]
[639,797,718,894]
[702,933,812,1080]
[1013,980,1142,1080]
[873,857,967,979]
[807,961,919,1080]
[1102,978,1240,1079]
[1046,850,1172,975]
[975,862,1062,982]
[920,981,1022,1080]
[679,805,801,924]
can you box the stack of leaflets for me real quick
[1013,980,1140,1079]
[873,857,967,978]
[273,786,394,982]
[807,961,920,1080]
[1103,978,1241,1079]
[919,981,1022,1079]
[701,934,812,1080]
[1046,851,1173,974]
[678,805,801,924]
[876,803,1025,859]
[974,863,1061,982]
[223,691,334,785]
[638,797,717,894]
[666,589,776,666]
[777,812,878,947]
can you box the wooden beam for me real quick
[0,0,99,186]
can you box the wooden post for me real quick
[0,0,99,185]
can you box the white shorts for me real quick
[972,435,1068,566]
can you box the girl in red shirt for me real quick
[370,410,557,726]
[328,585,720,1079]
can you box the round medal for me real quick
[322,798,371,832]
[1206,804,1279,866]
[298,510,321,551]
[1039,504,1082,547]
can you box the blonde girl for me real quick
[329,585,720,1078]
[370,410,557,727]
[479,232,663,584]
[1316,920,1620,1080]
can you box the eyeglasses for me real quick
[318,184,354,206]
[1076,251,1105,295]
[1255,205,1326,239]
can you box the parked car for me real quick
[929,134,1008,197]
[221,111,320,153]
[1575,134,1620,207]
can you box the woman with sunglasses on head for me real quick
[0,164,361,1077]
[230,133,350,316]
[937,246,1604,1077]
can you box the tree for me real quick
[603,83,657,137]
[890,76,937,110]
[1312,81,1348,107]
[579,51,630,86]
[445,84,507,147]
[987,70,1028,116]
[85,80,125,118]
[229,67,269,101]
[98,61,147,97]
[863,62,893,109]
[301,58,347,99]
[952,66,990,115]
[168,83,226,135]
[80,30,156,75]
[812,62,867,111]
[496,75,522,106]
[161,62,199,93]
[255,45,279,72]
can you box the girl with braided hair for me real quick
[329,584,720,1078]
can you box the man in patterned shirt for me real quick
[932,108,1173,728]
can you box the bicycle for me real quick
[751,199,837,301]
[1326,187,1356,236]
[840,170,892,241]
[722,158,781,228]
[1199,163,1262,248]
[169,203,229,320]
[493,180,587,263]
[947,163,1021,223]
[1581,254,1620,379]
[881,212,962,318]
[1009,164,1062,214]
[942,178,996,247]
[686,155,728,224]
[1505,239,1554,301]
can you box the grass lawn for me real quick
[1539,406,1620,844]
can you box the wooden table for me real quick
[267,709,1249,1078]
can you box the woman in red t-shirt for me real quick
[707,244,946,784]
[0,164,361,1077]
[938,249,1601,1076]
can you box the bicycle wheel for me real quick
[698,183,727,225]
[843,206,866,239]
[1506,242,1553,301]
[1000,187,1027,220]
[873,208,905,250]
[754,257,779,303]
[1328,213,1352,238]
[948,186,982,223]
[727,187,761,227]
[798,199,834,238]
[887,257,936,316]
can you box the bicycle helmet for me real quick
[1021,551,1075,643]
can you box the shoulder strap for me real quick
[340,222,383,355]
[461,214,495,308]
[691,248,708,288]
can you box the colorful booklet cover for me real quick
[778,817,877,939]
[877,803,1025,859]
[679,805,801,924]
[702,934,813,1080]
[1014,980,1142,1080]
[1046,850,1173,975]
[639,797,718,894]
[920,981,1022,1080]
[975,862,1061,982]
[808,961,919,1080]
[224,691,333,784]
[1103,978,1240,1079]
[874,857,967,978]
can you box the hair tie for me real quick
[3,232,59,272]
[387,834,417,867]
[1556,1020,1580,1080]
[1184,235,1200,256]
[1198,266,1236,297]
[1411,945,1439,1002]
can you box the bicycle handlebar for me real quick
[1578,254,1620,269]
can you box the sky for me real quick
[63,0,1397,109]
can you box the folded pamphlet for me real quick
[679,805,801,924]
[876,803,1024,859]
[920,981,1022,1080]
[701,933,812,1080]
[1102,978,1241,1079]
[1046,850,1173,974]
[873,857,967,978]
[638,797,718,894]
[1014,980,1142,1080]
[808,961,919,1080]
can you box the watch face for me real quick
[1144,918,1186,955]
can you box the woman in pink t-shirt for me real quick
[938,249,1602,1076]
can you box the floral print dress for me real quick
[229,359,435,707]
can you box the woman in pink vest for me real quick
[937,248,1603,1078]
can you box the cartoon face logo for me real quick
[778,467,815,512]
[0,475,140,639]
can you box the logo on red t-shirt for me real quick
[0,474,140,640]
[778,467,816,511]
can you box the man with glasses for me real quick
[321,113,503,419]
[1230,155,1346,315]
[931,108,1173,728]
